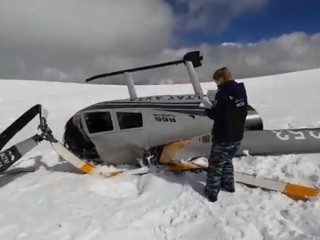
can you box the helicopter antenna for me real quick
[85,51,204,99]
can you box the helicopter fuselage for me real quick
[62,93,263,166]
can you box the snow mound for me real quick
[0,69,320,239]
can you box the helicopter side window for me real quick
[84,111,114,133]
[116,112,143,130]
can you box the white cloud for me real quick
[0,1,319,85]
[154,32,320,84]
[0,0,173,51]
[0,0,174,81]
[170,0,267,32]
[95,32,320,85]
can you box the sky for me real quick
[0,0,319,84]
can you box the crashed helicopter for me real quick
[0,51,319,201]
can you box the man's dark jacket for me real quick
[205,80,248,143]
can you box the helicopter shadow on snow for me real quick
[0,155,84,188]
[30,155,85,174]
[0,166,37,188]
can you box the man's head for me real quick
[213,67,233,86]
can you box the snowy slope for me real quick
[1,68,320,240]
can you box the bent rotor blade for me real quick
[48,137,150,177]
[0,135,42,174]
[49,138,101,175]
[0,104,43,151]
[162,161,319,201]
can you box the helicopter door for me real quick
[80,109,126,164]
[80,110,116,152]
[114,110,148,147]
[80,109,147,165]
[102,110,147,165]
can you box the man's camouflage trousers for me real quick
[205,141,241,201]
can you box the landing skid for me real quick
[0,104,319,202]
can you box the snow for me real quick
[1,68,320,239]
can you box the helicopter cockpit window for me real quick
[84,111,114,133]
[116,112,143,130]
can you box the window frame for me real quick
[81,109,145,136]
[116,111,143,130]
[81,109,116,136]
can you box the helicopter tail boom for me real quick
[165,128,320,162]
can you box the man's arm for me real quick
[204,92,226,120]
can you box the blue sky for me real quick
[168,0,320,46]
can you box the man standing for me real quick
[202,67,248,202]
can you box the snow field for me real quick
[0,69,320,239]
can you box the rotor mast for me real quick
[85,51,204,99]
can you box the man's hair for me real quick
[213,67,227,80]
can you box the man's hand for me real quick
[199,96,212,109]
